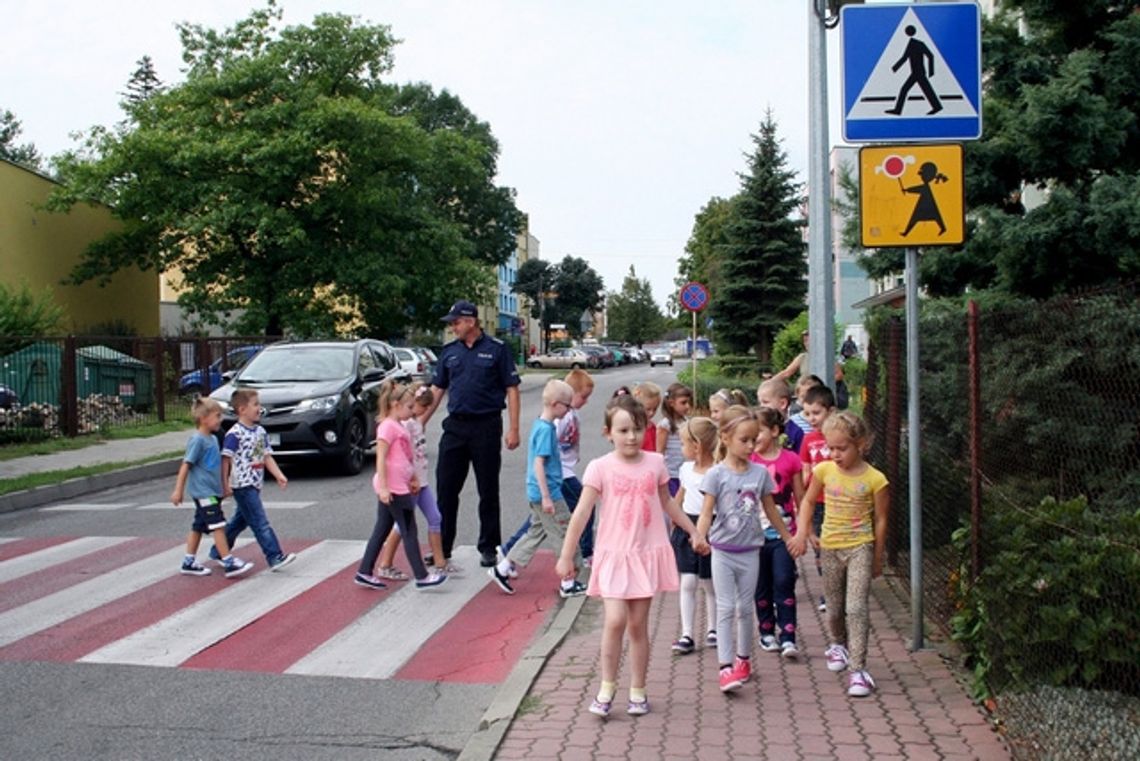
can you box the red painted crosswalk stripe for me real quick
[0,535,79,563]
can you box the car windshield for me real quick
[237,346,354,382]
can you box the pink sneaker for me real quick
[825,643,850,672]
[733,656,752,683]
[719,666,743,693]
[847,670,875,697]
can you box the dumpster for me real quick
[0,342,154,410]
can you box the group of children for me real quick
[543,372,888,716]
[170,364,888,717]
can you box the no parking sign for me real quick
[680,282,709,313]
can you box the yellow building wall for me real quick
[0,160,159,335]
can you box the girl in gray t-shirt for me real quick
[695,405,800,693]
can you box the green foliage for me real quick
[672,195,736,320]
[849,7,1140,297]
[512,256,604,340]
[49,4,520,337]
[0,108,42,170]
[607,266,665,346]
[0,282,65,351]
[769,311,846,377]
[708,111,806,361]
[951,496,1140,699]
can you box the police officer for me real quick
[428,300,521,567]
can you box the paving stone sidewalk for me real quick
[497,560,1010,761]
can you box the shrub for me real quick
[951,495,1140,700]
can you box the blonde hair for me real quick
[711,388,750,407]
[681,416,718,460]
[543,378,574,405]
[757,378,792,410]
[634,381,661,405]
[379,379,416,418]
[191,396,223,421]
[822,410,873,452]
[564,368,595,393]
[715,404,758,462]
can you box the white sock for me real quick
[679,573,697,638]
[497,558,513,576]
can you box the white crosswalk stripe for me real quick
[81,539,362,667]
[287,545,482,680]
[0,536,134,584]
[0,538,253,648]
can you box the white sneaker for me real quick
[847,669,875,697]
[781,641,799,660]
[759,635,780,652]
[495,545,519,578]
[825,643,850,672]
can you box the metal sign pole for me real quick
[692,309,698,405]
[906,245,924,650]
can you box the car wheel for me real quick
[340,415,367,475]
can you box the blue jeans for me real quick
[755,537,798,645]
[211,487,286,565]
[502,476,593,559]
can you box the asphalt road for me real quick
[0,362,683,760]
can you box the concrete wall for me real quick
[0,159,158,335]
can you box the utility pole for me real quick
[808,0,837,384]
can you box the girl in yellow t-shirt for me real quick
[789,412,889,699]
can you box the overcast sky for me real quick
[2,1,847,310]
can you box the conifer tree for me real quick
[711,111,806,362]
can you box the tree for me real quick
[607,265,665,346]
[852,2,1140,297]
[0,109,42,170]
[49,4,520,337]
[711,111,806,362]
[121,55,164,108]
[511,255,604,346]
[671,195,736,322]
[0,281,65,353]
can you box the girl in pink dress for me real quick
[557,395,708,718]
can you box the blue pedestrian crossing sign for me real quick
[841,2,982,143]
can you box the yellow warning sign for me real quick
[859,144,964,247]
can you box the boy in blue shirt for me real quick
[170,397,253,578]
[490,379,585,598]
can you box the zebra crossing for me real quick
[0,535,559,684]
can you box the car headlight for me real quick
[295,395,339,413]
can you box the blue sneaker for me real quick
[270,553,296,572]
[180,560,210,577]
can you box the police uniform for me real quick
[433,329,520,561]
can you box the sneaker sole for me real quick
[416,578,448,589]
[848,686,872,697]
[353,577,387,590]
[781,648,800,660]
[719,681,743,693]
[270,554,297,572]
[627,702,649,715]
[759,641,781,652]
[224,564,253,578]
[180,568,211,576]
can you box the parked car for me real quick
[209,339,409,475]
[179,345,262,396]
[648,346,673,367]
[413,346,438,380]
[526,348,593,370]
[580,345,614,368]
[393,346,431,382]
[0,384,19,409]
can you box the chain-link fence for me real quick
[864,282,1140,760]
[0,335,273,442]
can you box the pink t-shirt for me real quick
[751,448,802,533]
[372,417,415,496]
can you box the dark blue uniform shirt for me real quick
[433,331,520,416]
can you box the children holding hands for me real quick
[695,405,802,693]
[789,411,889,698]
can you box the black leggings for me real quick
[359,493,428,580]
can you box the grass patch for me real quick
[0,420,192,462]
[0,450,183,497]
[515,695,544,717]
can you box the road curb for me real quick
[0,458,182,514]
[457,592,587,761]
